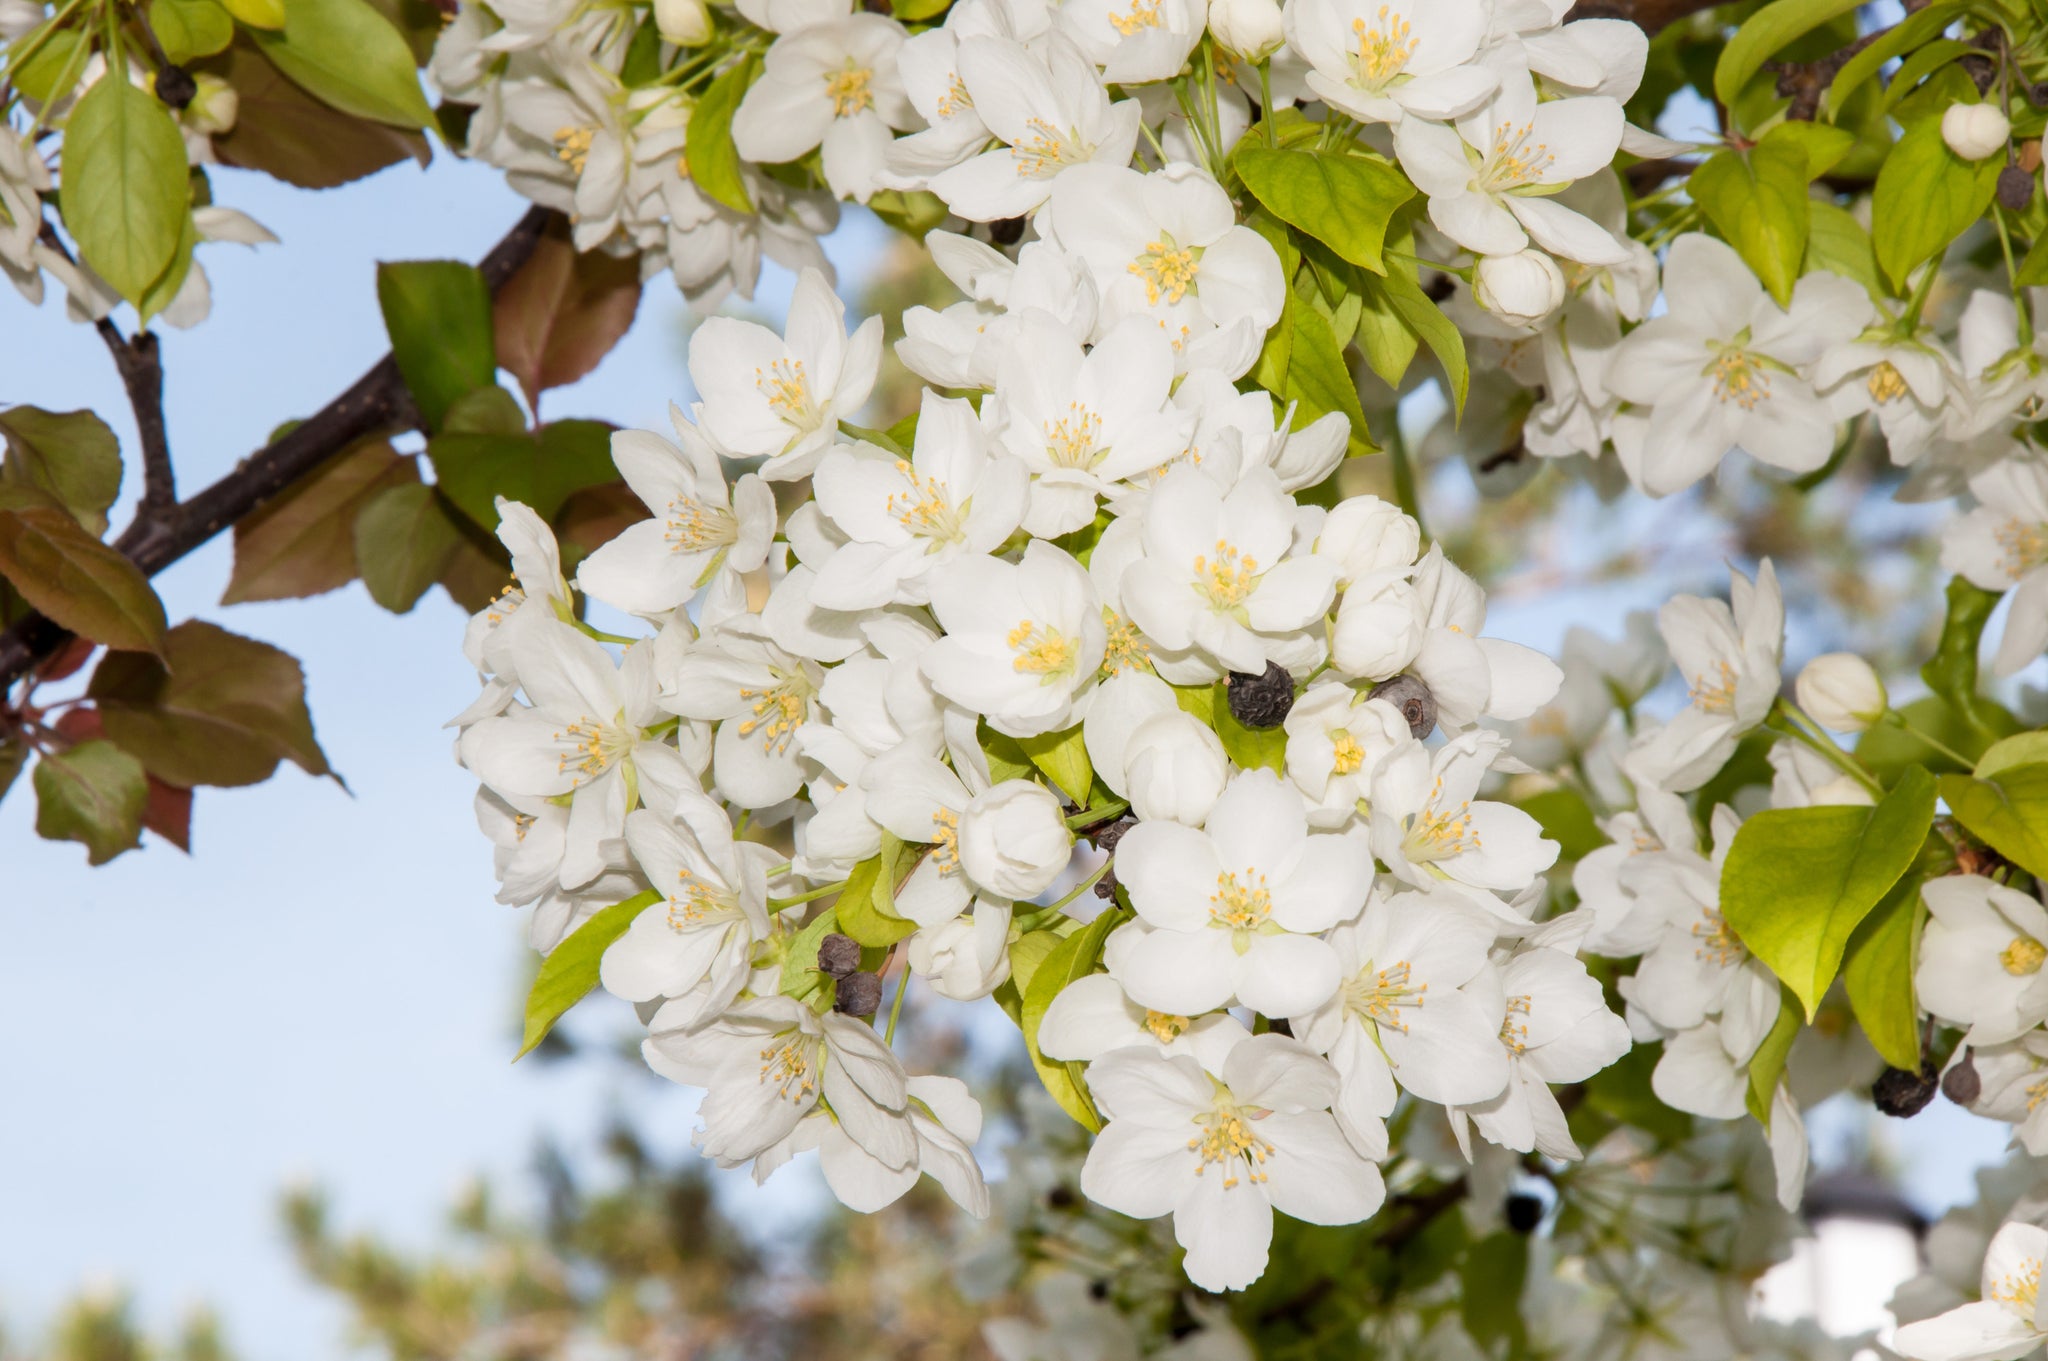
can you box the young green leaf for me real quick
[253,0,436,128]
[1019,906,1129,1131]
[780,904,845,995]
[1841,844,1943,1070]
[1018,724,1093,805]
[1713,0,1863,109]
[0,406,123,536]
[517,890,658,1058]
[1744,983,1804,1125]
[835,840,919,948]
[1940,763,2048,882]
[61,77,192,305]
[1232,145,1413,273]
[149,0,236,64]
[353,483,465,613]
[686,55,761,215]
[33,739,149,866]
[1823,0,1964,117]
[1687,138,1810,307]
[1871,116,2002,293]
[377,260,497,430]
[1719,765,1937,1018]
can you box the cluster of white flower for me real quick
[447,259,1652,1289]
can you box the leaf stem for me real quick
[1880,709,1976,768]
[883,956,908,1045]
[768,877,847,911]
[1767,699,1883,795]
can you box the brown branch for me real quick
[98,324,176,515]
[1563,0,1725,35]
[0,204,555,696]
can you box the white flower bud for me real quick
[1942,102,2011,162]
[1795,652,1888,732]
[1317,494,1420,585]
[655,0,713,47]
[1208,0,1283,59]
[1329,577,1424,680]
[958,780,1071,900]
[185,74,238,136]
[908,908,1012,1001]
[1474,249,1566,326]
[1123,710,1229,825]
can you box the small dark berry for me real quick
[1944,1050,1983,1107]
[1873,1062,1939,1118]
[1089,1278,1111,1301]
[2000,165,2035,211]
[155,65,197,110]
[1368,674,1439,740]
[1505,1193,1544,1234]
[1046,1183,1077,1209]
[990,216,1027,246]
[1227,660,1296,729]
[833,971,884,1016]
[816,932,862,979]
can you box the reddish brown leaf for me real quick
[224,437,418,605]
[198,39,429,190]
[493,218,643,409]
[439,518,511,612]
[555,480,642,567]
[39,636,101,685]
[143,776,193,851]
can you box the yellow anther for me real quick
[1500,994,1533,1055]
[1687,658,1738,715]
[754,357,821,430]
[734,677,811,754]
[1342,958,1426,1035]
[1193,539,1259,609]
[1866,360,1909,404]
[2004,937,2048,976]
[824,62,874,117]
[1143,1010,1192,1042]
[1044,403,1104,470]
[1331,730,1364,776]
[757,1036,817,1100]
[553,125,595,174]
[1995,517,2048,580]
[1349,6,1416,86]
[1129,235,1201,306]
[1012,117,1084,178]
[935,74,973,120]
[1007,620,1078,678]
[1100,607,1152,677]
[886,459,966,542]
[1208,868,1272,946]
[1706,349,1771,411]
[1481,120,1554,190]
[931,806,962,873]
[1188,1104,1274,1188]
[664,494,738,553]
[1690,909,1744,966]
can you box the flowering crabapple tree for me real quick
[11,0,2048,1348]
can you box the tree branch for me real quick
[1564,0,1725,35]
[0,204,555,696]
[97,323,176,515]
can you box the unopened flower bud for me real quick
[1474,249,1566,326]
[1226,660,1295,729]
[1873,1061,1939,1117]
[1208,0,1283,60]
[1368,674,1438,740]
[958,780,1071,900]
[184,73,238,136]
[1795,652,1887,732]
[833,970,883,1017]
[1943,1049,1982,1106]
[907,912,1011,1001]
[654,0,712,47]
[816,931,861,979]
[1942,102,2011,161]
[1125,710,1229,826]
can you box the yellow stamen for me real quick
[1349,6,1416,87]
[2004,937,2048,976]
[824,62,874,118]
[1129,235,1201,306]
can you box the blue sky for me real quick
[0,142,2014,1359]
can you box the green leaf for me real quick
[1460,1234,1529,1351]
[444,386,529,436]
[1232,145,1413,274]
[1761,119,1856,178]
[61,76,191,305]
[1941,763,2048,881]
[1858,694,2011,780]
[1982,734,2048,777]
[1378,270,1468,416]
[1884,45,1976,122]
[780,904,844,996]
[1018,724,1092,805]
[866,188,950,240]
[1214,691,1286,774]
[836,838,918,948]
[1720,765,1937,1018]
[978,720,1036,785]
[1518,787,1608,863]
[0,407,122,536]
[1922,576,2012,745]
[253,0,434,128]
[1254,288,1374,457]
[134,210,199,326]
[1744,983,1803,1125]
[1687,136,1810,306]
[1020,907,1129,1131]
[1804,200,1882,302]
[686,54,760,215]
[1714,0,1863,109]
[33,739,148,866]
[2016,233,2048,289]
[534,419,621,515]
[13,28,87,103]
[1170,681,1218,726]
[996,926,1069,1027]
[223,437,417,604]
[1824,0,1964,117]
[1842,843,1944,1070]
[517,890,657,1058]
[0,503,167,656]
[150,0,235,63]
[89,620,332,787]
[353,483,464,613]
[1872,115,2002,293]
[377,261,496,430]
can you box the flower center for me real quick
[553,125,595,174]
[1101,607,1152,676]
[735,672,812,754]
[1691,908,1744,966]
[665,494,738,554]
[887,459,967,544]
[1480,121,1553,191]
[554,713,633,786]
[1349,7,1416,88]
[824,62,874,118]
[1193,539,1259,609]
[1331,729,1364,776]
[1008,620,1078,679]
[1402,778,1480,865]
[1044,403,1105,470]
[1012,118,1089,178]
[1188,1099,1273,1189]
[1129,234,1201,306]
[1705,348,1771,411]
[1499,993,1533,1055]
[1143,1009,1191,1042]
[755,357,824,434]
[1995,517,2048,580]
[1343,959,1424,1033]
[485,582,525,627]
[1866,360,1909,404]
[935,74,973,119]
[1208,868,1272,951]
[2005,936,2048,976]
[1687,658,1738,715]
[757,1035,818,1101]
[667,867,738,929]
[1108,0,1162,33]
[1993,1257,2044,1319]
[931,806,961,873]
